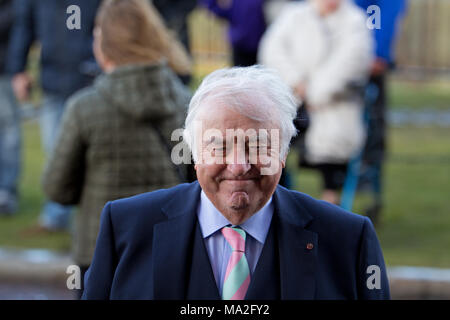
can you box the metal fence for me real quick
[188,9,231,75]
[395,0,450,78]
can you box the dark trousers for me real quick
[359,74,386,195]
[280,103,310,189]
[232,46,258,67]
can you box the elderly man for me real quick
[83,66,389,300]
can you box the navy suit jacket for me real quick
[82,181,390,300]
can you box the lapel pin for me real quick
[306,243,314,250]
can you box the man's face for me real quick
[194,100,285,225]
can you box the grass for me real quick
[287,126,450,268]
[0,120,71,252]
[388,78,450,110]
[377,126,450,267]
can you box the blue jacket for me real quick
[6,0,101,97]
[83,181,390,299]
[201,0,266,53]
[354,0,407,64]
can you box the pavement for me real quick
[0,248,74,300]
[388,267,450,299]
[0,248,449,300]
[389,110,450,127]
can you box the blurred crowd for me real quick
[0,0,406,298]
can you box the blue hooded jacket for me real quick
[354,0,407,65]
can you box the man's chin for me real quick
[227,204,252,225]
[230,203,250,211]
[229,192,251,209]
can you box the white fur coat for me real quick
[259,0,374,164]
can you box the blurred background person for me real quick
[259,0,373,204]
[0,0,20,216]
[263,0,296,25]
[42,0,192,299]
[201,0,266,67]
[353,0,407,222]
[153,0,198,84]
[6,0,101,231]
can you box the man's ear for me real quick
[281,155,287,169]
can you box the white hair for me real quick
[183,65,298,162]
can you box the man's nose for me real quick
[226,143,251,176]
[227,163,251,176]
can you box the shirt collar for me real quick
[197,190,274,244]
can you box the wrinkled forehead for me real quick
[194,90,281,130]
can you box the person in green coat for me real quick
[42,0,193,299]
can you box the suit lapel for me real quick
[273,187,318,300]
[152,182,202,299]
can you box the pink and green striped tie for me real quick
[221,226,251,300]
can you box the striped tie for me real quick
[221,226,251,300]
